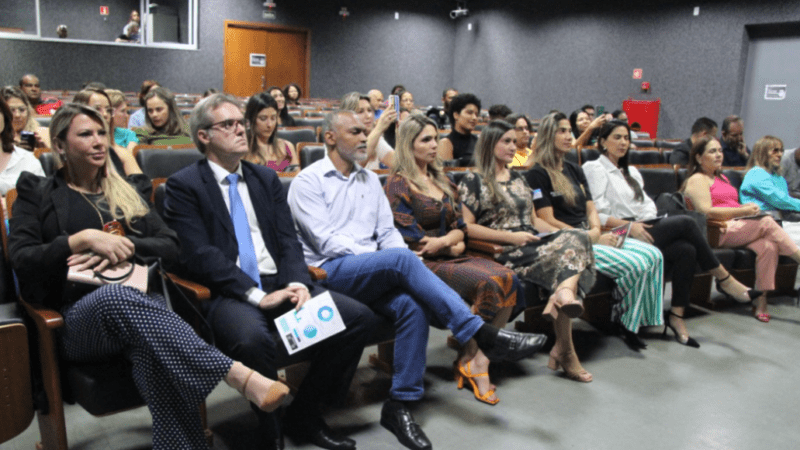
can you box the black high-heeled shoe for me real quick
[663,311,700,348]
[617,323,647,350]
[716,274,763,304]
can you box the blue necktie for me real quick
[226,173,262,289]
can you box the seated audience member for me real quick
[780,146,800,198]
[505,113,533,167]
[72,89,148,195]
[398,90,415,112]
[740,136,800,243]
[391,84,406,96]
[243,92,299,171]
[527,112,664,350]
[487,104,512,121]
[458,120,596,382]
[368,89,384,119]
[385,114,525,403]
[720,115,750,166]
[105,89,139,151]
[340,92,396,169]
[288,110,547,450]
[0,96,44,194]
[426,88,457,129]
[267,86,296,127]
[571,109,611,148]
[10,103,285,450]
[128,80,159,129]
[583,121,759,347]
[569,109,591,140]
[438,93,481,166]
[116,21,140,42]
[682,136,800,322]
[283,83,302,106]
[134,87,192,145]
[164,94,374,450]
[581,104,596,120]
[19,74,42,107]
[612,109,638,138]
[1,86,49,150]
[668,117,717,166]
[56,24,68,38]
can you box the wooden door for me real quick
[223,21,310,98]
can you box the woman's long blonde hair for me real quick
[50,103,149,227]
[747,135,783,174]
[392,114,454,201]
[533,112,579,206]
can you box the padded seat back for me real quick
[299,144,326,168]
[294,117,325,130]
[721,169,746,191]
[277,127,317,145]
[0,303,34,443]
[632,139,654,147]
[39,152,57,176]
[629,150,662,165]
[581,148,601,164]
[136,148,204,179]
[565,149,579,165]
[637,167,677,200]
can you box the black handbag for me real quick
[654,192,708,239]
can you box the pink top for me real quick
[266,142,293,172]
[709,175,741,208]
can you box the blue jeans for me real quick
[321,248,484,400]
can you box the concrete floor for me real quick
[3,288,800,450]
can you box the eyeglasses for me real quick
[206,118,245,132]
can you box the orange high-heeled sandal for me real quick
[455,361,499,405]
[542,288,584,322]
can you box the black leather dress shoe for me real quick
[482,329,547,362]
[380,400,432,450]
[284,415,355,450]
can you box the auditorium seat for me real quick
[298,142,326,168]
[628,150,662,165]
[277,127,317,145]
[136,148,204,179]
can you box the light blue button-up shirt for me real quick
[287,155,406,267]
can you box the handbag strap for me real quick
[93,262,135,282]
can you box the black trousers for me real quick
[648,215,720,308]
[203,280,377,445]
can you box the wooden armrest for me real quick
[706,220,726,248]
[308,266,327,281]
[167,273,211,301]
[19,299,64,331]
[466,239,503,256]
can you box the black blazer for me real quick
[163,159,311,302]
[8,171,179,309]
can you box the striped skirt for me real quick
[594,239,664,333]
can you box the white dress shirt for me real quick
[582,155,657,225]
[287,155,406,267]
[208,160,306,306]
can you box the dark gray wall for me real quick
[453,0,800,138]
[2,0,800,138]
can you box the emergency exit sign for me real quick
[100,6,109,15]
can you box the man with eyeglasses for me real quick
[164,94,376,450]
[721,115,750,167]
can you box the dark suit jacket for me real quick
[8,171,178,310]
[164,159,311,302]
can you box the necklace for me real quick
[75,188,105,228]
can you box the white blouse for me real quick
[0,146,45,195]
[582,155,657,225]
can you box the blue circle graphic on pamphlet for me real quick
[318,306,334,322]
[303,325,318,339]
